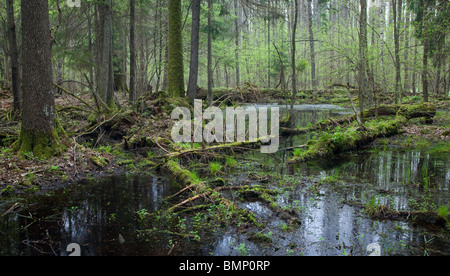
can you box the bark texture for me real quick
[167,0,185,97]
[19,0,60,158]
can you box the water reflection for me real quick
[0,175,183,256]
[330,149,450,208]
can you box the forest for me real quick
[0,0,449,257]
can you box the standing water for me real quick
[0,105,449,256]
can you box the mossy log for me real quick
[238,185,301,225]
[375,209,448,227]
[345,200,449,228]
[165,138,263,159]
[164,159,203,186]
[288,116,408,164]
[282,103,436,136]
[361,103,436,120]
[162,159,261,226]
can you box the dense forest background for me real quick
[0,0,448,109]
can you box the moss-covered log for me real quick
[361,103,436,120]
[282,103,436,136]
[288,116,408,164]
[162,159,262,226]
[166,138,263,159]
[164,158,203,186]
[345,200,449,228]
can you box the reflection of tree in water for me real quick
[337,149,448,209]
[2,175,174,256]
[60,175,172,256]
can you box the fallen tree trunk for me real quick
[165,138,263,159]
[344,200,449,228]
[282,103,436,136]
[164,159,203,187]
[288,115,408,164]
[361,103,436,120]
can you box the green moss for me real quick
[1,185,15,196]
[248,232,272,244]
[126,163,137,171]
[428,141,450,155]
[91,156,108,168]
[398,103,436,119]
[289,116,407,163]
[209,162,222,176]
[17,128,62,159]
[165,159,202,186]
[243,211,260,226]
[117,159,134,166]
[225,157,238,168]
[437,205,449,220]
[167,0,185,97]
[210,177,226,186]
[139,159,156,168]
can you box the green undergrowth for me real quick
[428,141,450,155]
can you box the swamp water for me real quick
[0,105,449,256]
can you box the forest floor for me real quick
[0,85,449,198]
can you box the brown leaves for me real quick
[401,124,450,141]
[0,141,115,195]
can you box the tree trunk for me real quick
[129,0,136,103]
[107,37,115,108]
[86,2,95,89]
[267,2,271,88]
[412,38,417,95]
[434,32,444,98]
[6,0,21,115]
[290,0,299,119]
[380,0,387,96]
[393,0,402,104]
[421,0,429,102]
[422,38,429,102]
[96,0,114,109]
[403,10,410,92]
[162,42,169,92]
[358,0,368,125]
[167,0,185,97]
[154,0,163,93]
[18,0,61,158]
[187,0,201,103]
[307,0,317,91]
[434,46,442,98]
[207,0,213,105]
[234,0,241,87]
